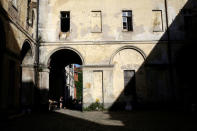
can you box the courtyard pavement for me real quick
[0,109,197,131]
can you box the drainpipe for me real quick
[35,0,40,86]
[35,0,40,107]
[164,0,175,103]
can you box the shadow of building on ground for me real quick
[1,110,197,131]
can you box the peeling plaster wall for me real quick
[39,42,170,108]
[39,43,156,66]
[38,0,189,108]
[1,0,37,54]
[38,0,188,42]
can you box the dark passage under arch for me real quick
[49,49,83,111]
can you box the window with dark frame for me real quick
[61,11,70,32]
[124,70,136,96]
[27,0,34,27]
[122,10,133,31]
[182,9,193,38]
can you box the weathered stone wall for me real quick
[0,0,36,110]
[38,0,189,109]
[1,0,195,111]
[39,0,166,42]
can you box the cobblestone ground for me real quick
[1,109,197,131]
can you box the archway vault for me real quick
[21,40,33,59]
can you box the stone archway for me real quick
[110,47,146,110]
[47,49,83,110]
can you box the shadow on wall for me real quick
[0,12,5,105]
[0,1,22,112]
[20,82,35,112]
[109,0,197,111]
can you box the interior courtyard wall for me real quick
[0,0,37,110]
[38,0,188,108]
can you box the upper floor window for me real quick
[124,70,136,96]
[27,0,34,27]
[122,10,133,31]
[61,11,70,32]
[91,11,102,33]
[152,10,163,32]
[181,9,193,38]
[182,9,192,31]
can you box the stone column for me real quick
[21,65,35,110]
[37,66,50,111]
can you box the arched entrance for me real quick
[48,49,83,111]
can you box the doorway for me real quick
[49,49,83,111]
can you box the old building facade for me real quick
[1,0,197,111]
[0,0,37,112]
[38,0,196,109]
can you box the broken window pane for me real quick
[122,11,133,31]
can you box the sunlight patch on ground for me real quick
[55,109,125,126]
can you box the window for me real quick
[182,9,192,31]
[184,16,192,31]
[182,9,193,38]
[91,11,102,32]
[122,10,133,31]
[12,0,18,9]
[61,11,70,32]
[152,10,163,32]
[124,70,136,95]
[27,0,34,26]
